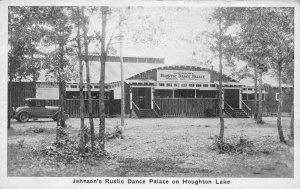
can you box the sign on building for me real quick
[157,70,211,83]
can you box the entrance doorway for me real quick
[132,87,152,109]
[224,89,240,108]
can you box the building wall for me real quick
[243,86,293,116]
[109,82,131,116]
[128,65,236,83]
[155,98,218,117]
[8,82,36,107]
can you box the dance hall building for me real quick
[11,55,292,118]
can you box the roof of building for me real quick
[84,61,164,83]
[38,58,241,85]
[35,55,292,88]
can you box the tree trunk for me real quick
[256,70,263,124]
[8,81,11,129]
[120,12,125,127]
[277,63,286,143]
[254,66,258,119]
[81,7,95,152]
[99,6,108,151]
[290,104,294,139]
[58,41,66,128]
[218,17,225,142]
[76,7,86,154]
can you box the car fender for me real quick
[16,110,30,118]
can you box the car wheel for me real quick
[18,112,29,122]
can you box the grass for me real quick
[7,117,294,177]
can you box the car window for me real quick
[27,100,36,107]
[40,100,46,107]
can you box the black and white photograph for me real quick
[0,0,299,188]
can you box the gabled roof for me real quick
[85,61,164,83]
[37,56,165,84]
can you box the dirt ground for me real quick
[7,117,294,177]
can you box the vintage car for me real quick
[12,98,61,122]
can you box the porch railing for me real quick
[131,101,140,117]
[241,100,252,118]
[224,101,234,111]
[132,101,140,111]
[153,101,161,117]
[223,101,234,118]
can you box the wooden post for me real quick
[129,87,132,110]
[239,89,242,109]
[151,87,154,109]
[222,89,224,109]
[120,10,125,127]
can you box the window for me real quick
[66,91,79,99]
[94,85,99,88]
[174,89,195,98]
[174,83,179,87]
[203,84,209,87]
[40,100,46,107]
[189,84,194,87]
[210,84,215,88]
[248,94,255,100]
[159,83,165,87]
[166,83,172,87]
[248,88,253,91]
[181,83,187,87]
[70,85,77,88]
[243,93,266,101]
[27,100,36,107]
[196,84,202,87]
[155,90,173,98]
[196,90,217,98]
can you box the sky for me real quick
[85,6,281,86]
[10,6,286,86]
[88,7,216,67]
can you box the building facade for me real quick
[9,56,292,118]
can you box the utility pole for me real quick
[120,9,125,127]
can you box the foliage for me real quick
[41,7,77,82]
[209,134,287,155]
[8,7,48,81]
[204,108,214,117]
[209,135,254,154]
[42,126,113,164]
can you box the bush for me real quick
[205,108,215,117]
[209,135,254,154]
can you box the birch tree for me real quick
[98,6,108,151]
[73,7,86,154]
[208,8,236,142]
[81,7,96,152]
[227,7,293,142]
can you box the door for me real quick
[133,87,152,109]
[224,89,240,109]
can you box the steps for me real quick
[224,108,250,118]
[134,109,160,118]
